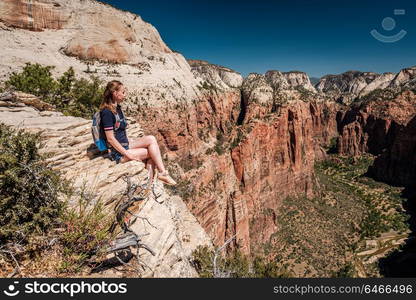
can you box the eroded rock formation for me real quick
[134,61,340,254]
[0,0,70,31]
[2,0,416,269]
[337,90,416,156]
[0,0,201,107]
[316,71,396,104]
[0,91,212,278]
[368,115,416,187]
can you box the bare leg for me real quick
[145,158,156,187]
[129,135,167,174]
[121,136,176,185]
[119,148,148,164]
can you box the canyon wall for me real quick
[332,66,416,188]
[2,0,416,262]
[368,114,416,187]
[0,0,343,255]
[337,90,416,157]
[134,62,341,254]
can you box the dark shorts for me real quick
[109,144,129,164]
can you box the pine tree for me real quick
[5,63,57,99]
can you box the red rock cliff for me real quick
[368,114,416,187]
[337,90,416,157]
[134,63,339,254]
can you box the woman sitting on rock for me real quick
[100,80,177,186]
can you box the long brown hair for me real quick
[100,80,123,114]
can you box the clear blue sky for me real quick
[100,0,415,78]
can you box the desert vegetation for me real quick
[0,124,115,277]
[191,243,289,278]
[252,154,410,277]
[4,63,104,118]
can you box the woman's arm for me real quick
[105,130,136,161]
[104,130,128,155]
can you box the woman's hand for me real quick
[124,150,136,161]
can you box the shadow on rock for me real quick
[378,187,416,277]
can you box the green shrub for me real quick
[5,63,104,119]
[61,75,104,118]
[214,142,225,155]
[191,245,287,278]
[197,80,217,91]
[0,123,67,244]
[5,63,57,99]
[169,179,194,201]
[58,189,115,273]
[332,262,356,277]
[191,245,216,277]
[0,124,115,275]
[229,128,245,149]
[251,256,288,277]
[214,131,226,155]
[325,137,338,154]
[356,88,402,108]
[53,65,76,105]
[295,85,315,101]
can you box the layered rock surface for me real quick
[315,67,416,105]
[2,0,416,269]
[0,0,201,108]
[0,0,70,31]
[316,71,396,104]
[266,70,316,92]
[240,71,318,125]
[0,91,212,277]
[389,66,416,90]
[188,59,244,90]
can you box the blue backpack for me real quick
[91,111,121,151]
